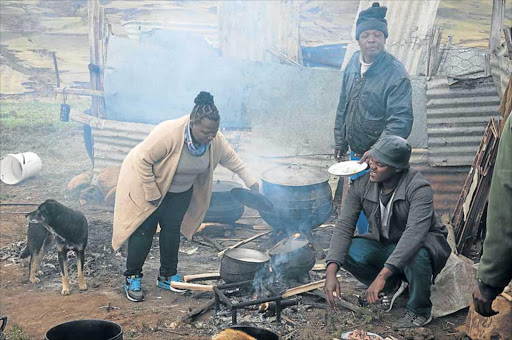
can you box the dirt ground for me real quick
[0,110,472,340]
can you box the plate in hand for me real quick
[328,161,368,177]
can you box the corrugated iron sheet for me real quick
[426,76,501,166]
[410,149,469,217]
[342,0,440,75]
[490,49,512,97]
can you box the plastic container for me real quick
[0,152,42,185]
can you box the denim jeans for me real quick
[343,237,433,316]
[124,187,193,278]
[350,151,370,234]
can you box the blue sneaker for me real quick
[156,274,186,293]
[125,275,144,302]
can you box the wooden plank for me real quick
[52,52,60,88]
[217,230,271,257]
[170,281,213,292]
[183,272,220,282]
[281,279,326,299]
[489,0,506,53]
[503,26,512,59]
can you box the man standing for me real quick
[334,2,413,163]
[324,136,451,328]
[472,115,512,317]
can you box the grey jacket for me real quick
[334,50,413,155]
[327,168,451,279]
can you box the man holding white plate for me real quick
[325,136,451,329]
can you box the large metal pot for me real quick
[220,248,270,283]
[204,180,245,224]
[45,320,122,340]
[269,238,315,279]
[233,163,332,233]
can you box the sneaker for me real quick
[381,280,408,312]
[156,274,186,293]
[393,310,432,329]
[125,275,144,302]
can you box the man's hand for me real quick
[358,150,371,164]
[472,286,498,317]
[148,199,160,207]
[334,149,347,163]
[366,267,392,304]
[366,276,386,304]
[324,263,341,309]
[249,182,260,193]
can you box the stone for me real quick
[95,166,121,196]
[466,296,512,340]
[67,171,92,194]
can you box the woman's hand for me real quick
[324,263,341,309]
[249,182,260,193]
[472,286,499,317]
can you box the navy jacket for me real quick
[334,50,413,154]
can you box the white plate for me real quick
[328,161,368,177]
[340,330,383,340]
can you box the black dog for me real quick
[22,199,88,295]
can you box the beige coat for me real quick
[112,115,257,251]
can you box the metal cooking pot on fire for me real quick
[232,163,332,233]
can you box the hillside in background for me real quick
[1,0,510,95]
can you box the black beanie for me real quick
[356,2,388,40]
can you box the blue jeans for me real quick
[344,238,433,316]
[350,151,369,234]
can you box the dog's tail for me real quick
[19,246,30,259]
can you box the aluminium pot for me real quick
[269,238,315,279]
[220,248,270,283]
[204,180,245,224]
[261,163,332,232]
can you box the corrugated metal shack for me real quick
[68,0,509,219]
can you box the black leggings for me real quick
[124,187,193,278]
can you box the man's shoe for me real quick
[125,275,144,302]
[381,280,408,312]
[393,310,432,329]
[157,274,186,293]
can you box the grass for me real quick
[0,97,90,130]
[6,324,31,340]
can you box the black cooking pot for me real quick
[233,164,332,233]
[45,319,122,340]
[204,180,245,224]
[220,248,270,283]
[269,238,315,279]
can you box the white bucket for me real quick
[0,152,42,185]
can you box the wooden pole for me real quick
[489,0,506,53]
[52,52,60,88]
[88,0,107,118]
[217,230,271,258]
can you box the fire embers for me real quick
[258,299,299,317]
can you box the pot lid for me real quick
[269,238,310,256]
[261,163,329,186]
[224,248,270,263]
[212,180,243,193]
[231,188,274,211]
